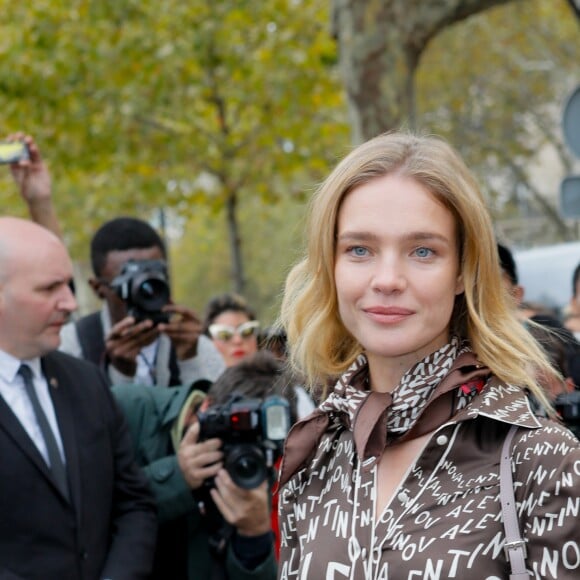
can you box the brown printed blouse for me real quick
[277,348,580,580]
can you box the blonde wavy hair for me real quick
[280,132,555,410]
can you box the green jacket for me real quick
[112,384,277,580]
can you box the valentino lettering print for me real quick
[278,342,580,580]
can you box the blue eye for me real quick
[349,246,368,257]
[415,247,433,258]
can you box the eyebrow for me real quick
[336,231,452,245]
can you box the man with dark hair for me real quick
[0,217,157,579]
[59,216,225,387]
[111,351,287,579]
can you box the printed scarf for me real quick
[278,337,491,486]
[320,336,473,440]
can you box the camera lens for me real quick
[134,277,170,311]
[224,444,267,490]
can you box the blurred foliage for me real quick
[0,0,349,279]
[418,0,579,243]
[0,0,578,320]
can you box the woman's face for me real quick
[334,173,464,387]
[209,310,259,367]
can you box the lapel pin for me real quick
[49,378,59,389]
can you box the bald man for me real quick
[0,218,156,579]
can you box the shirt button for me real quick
[436,434,448,446]
[397,491,409,505]
[361,548,367,560]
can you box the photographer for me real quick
[111,351,288,579]
[60,216,225,386]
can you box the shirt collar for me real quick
[0,349,42,384]
[463,378,542,428]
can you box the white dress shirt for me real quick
[0,349,66,466]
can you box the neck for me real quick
[367,363,407,393]
[0,342,42,362]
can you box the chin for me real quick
[38,337,61,355]
[364,339,428,360]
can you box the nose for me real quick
[58,284,78,313]
[230,332,244,345]
[370,254,407,294]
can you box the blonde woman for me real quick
[277,132,580,579]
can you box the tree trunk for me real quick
[225,192,245,294]
[332,0,517,142]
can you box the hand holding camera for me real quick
[177,422,224,491]
[210,470,271,537]
[2,134,51,204]
[105,316,159,377]
[109,259,203,362]
[178,409,276,538]
[157,304,204,361]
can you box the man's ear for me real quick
[88,277,107,300]
[513,284,525,307]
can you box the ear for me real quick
[513,285,525,307]
[88,277,107,300]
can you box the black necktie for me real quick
[18,364,69,500]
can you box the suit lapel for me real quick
[42,355,80,511]
[0,391,56,485]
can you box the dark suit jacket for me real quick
[0,351,157,580]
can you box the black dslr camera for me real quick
[110,259,171,324]
[198,394,291,489]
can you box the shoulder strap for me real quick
[75,312,106,367]
[168,345,181,386]
[500,424,530,579]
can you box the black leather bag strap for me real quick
[500,424,530,579]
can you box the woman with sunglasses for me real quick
[203,293,261,368]
[203,293,317,417]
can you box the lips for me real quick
[364,306,414,323]
[365,306,413,315]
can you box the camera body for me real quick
[0,141,29,164]
[110,259,171,324]
[198,394,291,489]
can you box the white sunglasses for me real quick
[208,320,260,342]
